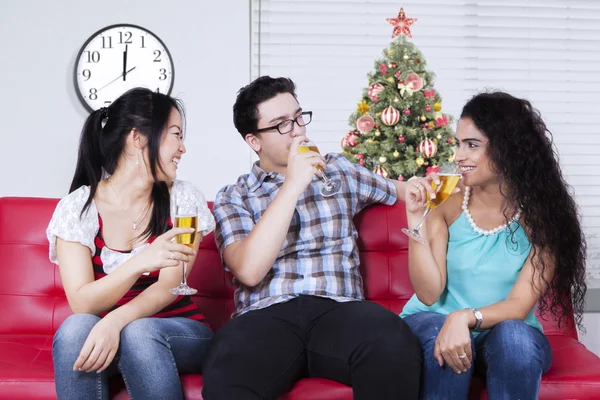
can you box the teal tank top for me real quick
[400,212,543,335]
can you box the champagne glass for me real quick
[402,162,461,244]
[169,205,200,295]
[298,140,342,197]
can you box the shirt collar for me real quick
[247,162,283,192]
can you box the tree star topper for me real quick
[386,8,417,39]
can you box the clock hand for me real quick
[98,66,137,92]
[122,45,128,81]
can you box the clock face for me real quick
[74,24,174,112]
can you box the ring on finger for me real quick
[458,353,467,359]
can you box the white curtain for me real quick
[251,0,600,286]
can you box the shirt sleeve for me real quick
[171,180,215,236]
[213,185,255,259]
[335,154,397,208]
[46,186,98,265]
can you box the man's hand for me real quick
[283,136,326,196]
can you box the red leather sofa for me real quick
[1,196,599,399]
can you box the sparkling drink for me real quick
[401,162,461,244]
[174,215,198,248]
[298,139,342,196]
[427,174,462,209]
[298,145,323,171]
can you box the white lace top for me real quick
[46,180,215,274]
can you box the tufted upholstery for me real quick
[0,197,599,399]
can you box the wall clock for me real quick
[74,24,174,111]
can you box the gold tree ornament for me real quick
[357,100,370,114]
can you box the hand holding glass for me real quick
[298,140,342,197]
[401,162,461,244]
[170,205,200,295]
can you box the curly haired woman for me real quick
[401,91,587,400]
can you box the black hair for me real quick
[461,91,587,331]
[233,76,297,138]
[70,87,185,240]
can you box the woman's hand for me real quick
[73,315,123,373]
[405,173,440,214]
[433,311,473,374]
[133,227,197,274]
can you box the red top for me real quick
[93,215,206,324]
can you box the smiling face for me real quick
[156,107,185,181]
[245,92,308,173]
[454,117,499,188]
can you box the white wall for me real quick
[0,0,253,201]
[580,313,600,358]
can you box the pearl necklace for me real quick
[462,186,522,236]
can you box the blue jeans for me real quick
[53,314,213,400]
[403,311,552,400]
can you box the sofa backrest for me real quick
[0,197,576,338]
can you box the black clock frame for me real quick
[73,23,175,112]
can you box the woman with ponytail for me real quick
[399,91,587,399]
[47,88,215,400]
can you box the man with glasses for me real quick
[202,76,422,400]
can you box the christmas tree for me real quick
[341,8,455,181]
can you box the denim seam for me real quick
[165,336,183,395]
[164,334,212,341]
[118,362,135,400]
[96,372,103,400]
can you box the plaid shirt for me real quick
[213,153,397,317]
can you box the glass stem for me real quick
[181,261,187,286]
[321,172,333,187]
[414,207,432,232]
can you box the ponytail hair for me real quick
[69,107,109,210]
[69,88,185,240]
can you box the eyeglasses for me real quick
[254,111,313,135]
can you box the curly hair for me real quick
[461,91,587,332]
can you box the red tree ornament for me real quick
[342,131,360,148]
[386,8,417,39]
[404,73,424,92]
[368,83,385,101]
[419,138,438,158]
[373,166,390,178]
[356,115,375,133]
[381,106,400,126]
